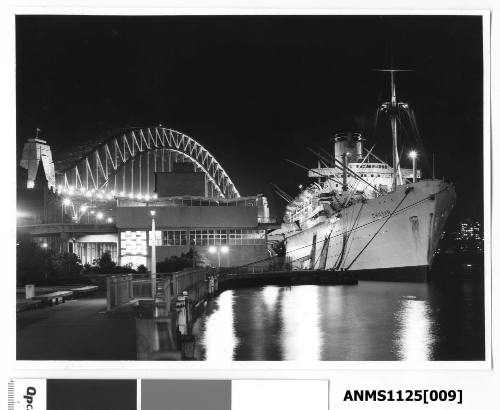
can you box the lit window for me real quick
[189,229,228,246]
[120,231,147,256]
[163,230,187,246]
[148,230,163,246]
[228,229,266,245]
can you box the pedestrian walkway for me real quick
[17,297,137,360]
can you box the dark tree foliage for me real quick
[156,248,202,273]
[17,234,84,285]
[17,234,141,285]
[17,236,49,285]
[136,265,148,274]
[82,251,135,275]
[50,252,83,279]
[96,251,115,270]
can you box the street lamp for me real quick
[150,210,156,297]
[208,245,229,268]
[409,150,418,183]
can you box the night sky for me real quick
[16,15,483,222]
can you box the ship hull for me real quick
[284,179,456,282]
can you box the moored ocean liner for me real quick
[278,72,456,282]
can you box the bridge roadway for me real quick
[18,223,117,236]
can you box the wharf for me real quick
[107,267,357,360]
[218,269,357,290]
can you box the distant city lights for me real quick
[440,220,484,254]
[96,212,103,220]
[458,221,482,241]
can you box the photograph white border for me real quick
[2,5,493,378]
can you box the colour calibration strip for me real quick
[8,379,329,410]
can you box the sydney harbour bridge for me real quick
[21,125,242,222]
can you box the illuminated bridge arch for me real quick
[57,126,240,200]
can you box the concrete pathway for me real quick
[17,296,137,360]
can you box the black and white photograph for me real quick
[15,13,488,362]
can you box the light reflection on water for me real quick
[394,298,433,361]
[199,290,238,361]
[281,285,322,361]
[193,281,484,361]
[262,286,279,310]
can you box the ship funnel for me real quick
[333,132,364,164]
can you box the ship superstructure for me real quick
[280,72,456,281]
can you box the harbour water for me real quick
[192,280,484,361]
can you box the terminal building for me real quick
[116,162,270,269]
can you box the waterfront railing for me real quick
[106,268,213,311]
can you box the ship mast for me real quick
[390,70,398,192]
[376,68,412,191]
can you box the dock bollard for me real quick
[25,284,35,300]
[175,291,189,336]
[208,275,215,295]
